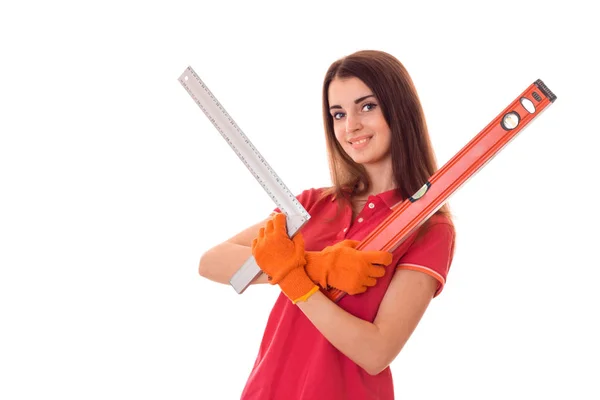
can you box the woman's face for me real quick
[328,76,392,167]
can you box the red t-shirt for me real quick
[240,187,456,399]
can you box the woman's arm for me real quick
[198,217,271,285]
[296,268,438,375]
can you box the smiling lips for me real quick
[348,135,373,149]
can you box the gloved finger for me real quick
[292,231,305,246]
[362,250,393,266]
[257,227,265,239]
[363,277,377,287]
[367,265,386,278]
[265,218,275,235]
[272,213,288,235]
[251,238,258,251]
[338,239,360,248]
[352,286,368,295]
[292,233,305,260]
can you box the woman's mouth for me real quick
[348,136,372,149]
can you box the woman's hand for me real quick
[251,213,318,303]
[305,240,393,295]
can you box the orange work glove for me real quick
[251,213,319,304]
[304,240,393,295]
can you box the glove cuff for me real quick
[278,266,319,304]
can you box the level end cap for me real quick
[534,79,557,103]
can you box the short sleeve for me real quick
[271,188,326,215]
[396,220,456,297]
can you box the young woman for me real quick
[199,50,456,400]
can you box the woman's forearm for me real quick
[199,242,269,285]
[296,270,437,376]
[296,290,384,374]
[198,217,270,285]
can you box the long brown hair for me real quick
[321,50,453,232]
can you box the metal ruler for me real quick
[178,66,310,294]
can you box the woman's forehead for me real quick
[328,77,374,104]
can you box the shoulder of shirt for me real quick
[413,213,456,244]
[297,186,333,199]
[428,213,454,228]
[294,187,338,209]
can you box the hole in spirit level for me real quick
[520,97,535,113]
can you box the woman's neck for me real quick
[362,159,395,196]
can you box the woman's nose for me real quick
[345,114,362,133]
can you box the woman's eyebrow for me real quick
[329,94,376,110]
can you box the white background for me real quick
[1,0,598,399]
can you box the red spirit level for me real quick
[324,79,557,303]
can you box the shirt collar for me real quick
[331,186,404,209]
[375,188,404,209]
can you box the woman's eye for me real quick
[333,112,345,120]
[362,103,377,112]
